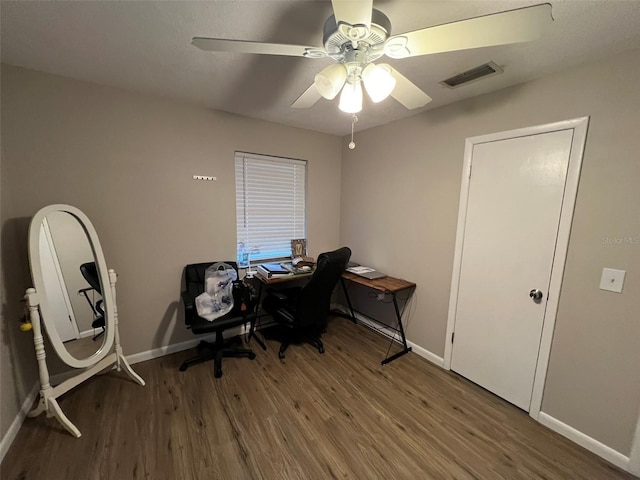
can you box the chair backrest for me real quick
[183,261,239,299]
[183,261,240,327]
[295,247,351,328]
[80,262,102,295]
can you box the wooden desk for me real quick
[341,272,416,294]
[340,272,416,365]
[250,270,415,365]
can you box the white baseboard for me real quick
[125,324,251,365]
[0,382,39,464]
[630,409,640,475]
[538,412,630,472]
[406,340,444,367]
[78,329,101,339]
[126,332,220,365]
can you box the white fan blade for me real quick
[331,0,373,29]
[192,38,325,57]
[385,4,552,59]
[383,65,432,109]
[291,84,322,109]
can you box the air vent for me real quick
[440,61,503,88]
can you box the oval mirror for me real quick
[28,205,115,369]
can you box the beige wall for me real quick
[0,142,39,444]
[339,48,640,455]
[0,65,342,443]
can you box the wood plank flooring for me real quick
[2,318,635,480]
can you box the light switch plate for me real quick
[599,268,626,293]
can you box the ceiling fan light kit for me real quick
[315,64,347,100]
[362,63,396,103]
[339,76,363,114]
[192,2,552,114]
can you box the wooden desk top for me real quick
[341,272,416,294]
[255,271,416,294]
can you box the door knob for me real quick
[529,289,543,301]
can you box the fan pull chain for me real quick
[349,114,358,150]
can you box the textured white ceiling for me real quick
[2,1,640,136]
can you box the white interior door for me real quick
[451,129,573,411]
[39,218,80,342]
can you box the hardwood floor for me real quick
[64,335,103,359]
[2,318,634,480]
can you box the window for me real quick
[235,152,306,266]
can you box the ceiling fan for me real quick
[192,1,552,114]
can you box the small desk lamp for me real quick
[245,246,261,279]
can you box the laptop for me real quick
[346,265,387,280]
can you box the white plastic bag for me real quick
[195,262,238,321]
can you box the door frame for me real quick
[443,117,589,420]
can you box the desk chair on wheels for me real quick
[179,261,256,378]
[262,246,351,359]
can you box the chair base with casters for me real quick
[180,261,258,379]
[279,334,324,359]
[262,320,325,359]
[179,331,256,378]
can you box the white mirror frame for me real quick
[29,204,115,368]
[25,204,144,437]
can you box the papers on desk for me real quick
[346,266,375,275]
[346,266,387,280]
[281,262,314,275]
[257,263,291,279]
[257,262,315,279]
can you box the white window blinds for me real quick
[235,152,307,265]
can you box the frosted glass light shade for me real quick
[338,78,363,113]
[362,64,396,103]
[314,64,347,100]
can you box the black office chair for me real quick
[79,262,105,341]
[179,261,257,378]
[262,246,351,359]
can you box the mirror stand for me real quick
[25,268,145,438]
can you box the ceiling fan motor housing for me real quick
[322,9,391,61]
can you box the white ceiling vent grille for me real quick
[440,61,504,88]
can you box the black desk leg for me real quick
[247,280,267,350]
[335,277,357,323]
[248,318,267,351]
[381,293,412,365]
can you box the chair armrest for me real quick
[181,291,196,310]
[181,290,199,327]
[247,287,259,312]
